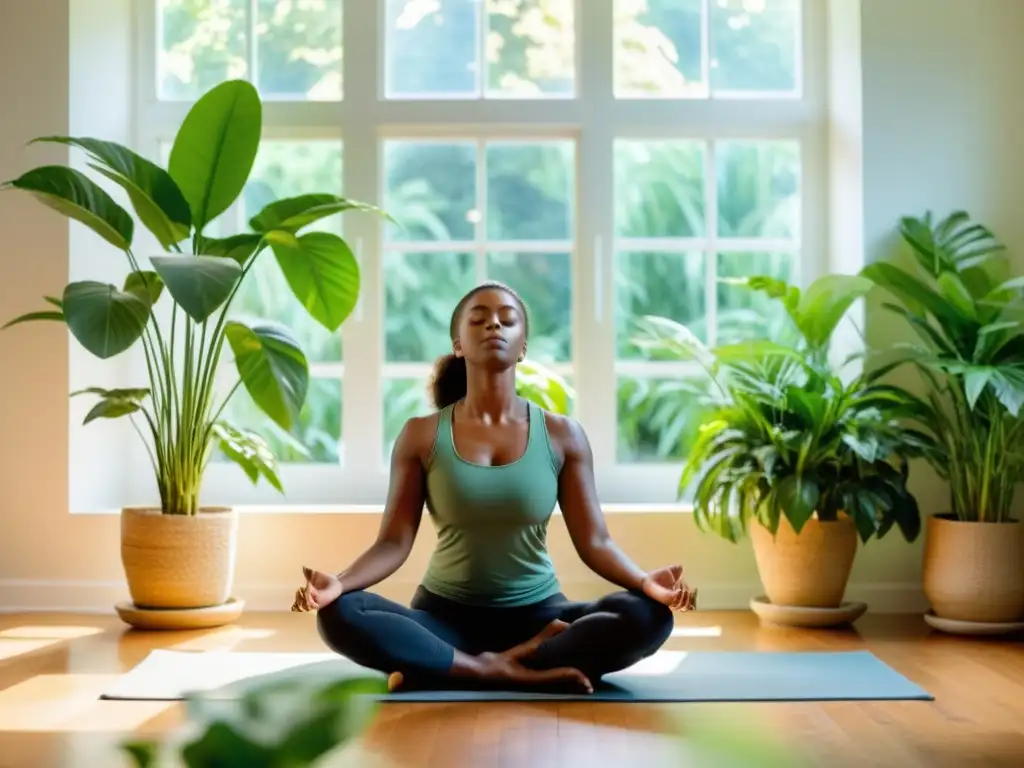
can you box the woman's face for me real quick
[453,287,527,370]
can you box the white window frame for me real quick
[127,0,828,509]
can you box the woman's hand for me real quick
[291,566,344,612]
[641,564,697,612]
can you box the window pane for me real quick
[710,0,799,93]
[255,0,343,100]
[383,376,433,458]
[486,252,571,362]
[384,141,478,242]
[384,251,476,363]
[220,377,342,464]
[244,140,344,224]
[616,251,706,359]
[617,375,712,463]
[159,0,248,100]
[235,141,345,363]
[716,140,799,239]
[615,141,706,238]
[487,0,575,97]
[614,0,704,98]
[386,0,479,98]
[716,251,794,346]
[487,141,574,241]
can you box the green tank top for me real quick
[420,400,562,607]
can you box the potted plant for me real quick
[634,274,933,623]
[2,80,383,628]
[862,211,1024,628]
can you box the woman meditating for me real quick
[292,282,696,693]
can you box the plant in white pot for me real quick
[2,80,383,627]
[634,273,934,625]
[862,211,1024,630]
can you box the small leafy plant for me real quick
[2,80,385,514]
[122,668,388,767]
[515,358,575,415]
[634,274,935,543]
[862,210,1024,523]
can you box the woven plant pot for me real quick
[750,515,858,608]
[923,515,1024,623]
[121,506,239,610]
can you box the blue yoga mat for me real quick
[100,649,933,703]
[387,650,933,703]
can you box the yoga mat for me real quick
[100,649,933,703]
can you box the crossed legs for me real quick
[315,587,673,691]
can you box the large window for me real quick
[135,0,822,506]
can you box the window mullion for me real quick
[576,0,616,478]
[704,141,718,348]
[340,0,384,490]
[476,139,488,282]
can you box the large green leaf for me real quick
[33,136,191,247]
[2,166,133,249]
[990,368,1024,416]
[202,233,263,265]
[62,281,150,358]
[964,367,994,409]
[224,320,309,431]
[250,193,391,233]
[168,79,262,232]
[150,256,242,322]
[861,262,959,327]
[936,271,977,321]
[795,274,873,349]
[123,271,165,306]
[775,475,819,533]
[271,231,360,332]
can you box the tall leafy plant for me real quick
[861,211,1024,523]
[634,274,934,543]
[2,80,384,515]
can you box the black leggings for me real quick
[316,586,674,685]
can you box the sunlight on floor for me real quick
[169,626,276,652]
[0,626,104,640]
[671,625,722,638]
[626,651,688,676]
[0,639,63,662]
[0,625,104,662]
[0,674,174,732]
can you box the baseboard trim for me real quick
[0,579,929,614]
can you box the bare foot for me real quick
[499,619,571,662]
[472,652,592,694]
[290,566,343,612]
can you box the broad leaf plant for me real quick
[862,211,1024,523]
[2,80,385,515]
[634,274,936,544]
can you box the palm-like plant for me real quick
[634,274,935,543]
[2,80,384,515]
[861,211,1024,523]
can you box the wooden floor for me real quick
[0,611,1021,767]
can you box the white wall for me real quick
[2,0,1023,614]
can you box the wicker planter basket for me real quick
[923,515,1024,623]
[121,506,239,610]
[750,515,858,608]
